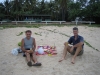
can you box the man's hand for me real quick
[64,42,68,46]
[26,50,33,53]
[30,50,34,53]
[26,50,30,53]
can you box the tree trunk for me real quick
[62,8,65,21]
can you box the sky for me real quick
[0,0,76,3]
[0,0,4,3]
[0,0,52,3]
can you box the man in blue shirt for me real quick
[59,27,84,64]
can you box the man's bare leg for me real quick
[59,45,71,62]
[32,52,38,63]
[25,52,33,66]
[71,46,82,64]
[59,46,67,62]
[32,52,42,66]
[25,52,31,62]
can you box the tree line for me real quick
[0,0,100,23]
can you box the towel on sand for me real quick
[36,46,57,55]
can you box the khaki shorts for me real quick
[70,47,84,56]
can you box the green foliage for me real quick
[0,27,3,30]
[17,32,23,36]
[0,0,65,21]
[0,0,100,22]
[18,42,21,46]
[68,2,82,20]
[0,24,43,29]
[34,32,42,36]
[88,24,100,27]
[0,24,100,29]
[67,0,100,22]
[84,40,99,51]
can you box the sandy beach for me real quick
[0,26,100,75]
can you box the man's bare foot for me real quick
[59,58,65,62]
[71,58,75,64]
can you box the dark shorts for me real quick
[23,48,33,57]
[70,47,84,56]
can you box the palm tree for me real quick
[10,0,23,20]
[0,3,5,20]
[55,0,68,21]
[3,0,11,19]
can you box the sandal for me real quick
[27,61,32,67]
[33,63,42,66]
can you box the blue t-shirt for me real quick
[68,35,84,47]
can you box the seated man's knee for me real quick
[66,46,71,52]
[64,42,68,46]
[77,45,82,49]
[78,43,83,47]
[32,53,35,57]
[25,52,30,56]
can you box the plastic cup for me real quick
[48,54,52,56]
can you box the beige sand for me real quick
[0,26,100,75]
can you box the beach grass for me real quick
[0,24,100,29]
[34,32,42,36]
[17,32,23,36]
[84,40,99,51]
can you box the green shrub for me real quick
[17,32,23,36]
[18,42,21,46]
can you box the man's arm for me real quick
[64,37,72,46]
[73,42,84,47]
[32,38,36,51]
[73,37,84,47]
[21,39,27,52]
